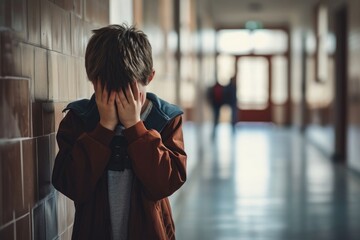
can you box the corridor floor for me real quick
[174,123,360,240]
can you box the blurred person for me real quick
[224,75,238,130]
[207,80,225,137]
[52,24,187,240]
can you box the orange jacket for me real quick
[52,93,187,239]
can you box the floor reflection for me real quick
[175,123,360,240]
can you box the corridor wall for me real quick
[297,0,360,173]
[347,0,360,172]
[0,0,109,239]
[138,0,202,122]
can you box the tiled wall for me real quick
[0,0,109,239]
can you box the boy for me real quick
[52,24,187,240]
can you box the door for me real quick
[236,56,272,122]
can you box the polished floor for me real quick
[173,123,360,240]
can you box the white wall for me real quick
[110,0,133,24]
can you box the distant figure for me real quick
[224,75,238,130]
[207,80,224,137]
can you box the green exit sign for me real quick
[245,21,263,30]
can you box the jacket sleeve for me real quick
[52,111,115,203]
[123,115,187,201]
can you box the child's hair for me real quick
[85,24,153,91]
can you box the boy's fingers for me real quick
[108,91,116,104]
[102,84,109,102]
[115,94,123,109]
[95,80,104,103]
[131,81,139,101]
[118,88,128,104]
[139,92,144,105]
[94,80,100,96]
[121,85,131,103]
[126,83,135,102]
[141,92,145,103]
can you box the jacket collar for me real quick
[144,93,183,132]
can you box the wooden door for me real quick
[236,56,272,122]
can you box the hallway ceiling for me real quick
[206,0,315,28]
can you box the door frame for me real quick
[333,5,348,162]
[215,26,291,124]
[235,54,273,122]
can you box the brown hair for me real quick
[85,24,153,91]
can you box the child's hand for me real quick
[115,81,143,128]
[94,80,118,131]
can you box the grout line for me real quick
[13,210,16,239]
[20,141,25,208]
[35,138,39,202]
[0,212,29,231]
[0,76,31,81]
[28,204,32,240]
[13,212,16,240]
[0,219,14,231]
[0,138,32,144]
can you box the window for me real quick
[237,57,269,109]
[217,29,288,55]
[315,3,329,82]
